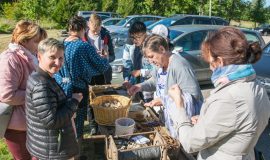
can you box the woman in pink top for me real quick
[0,20,47,160]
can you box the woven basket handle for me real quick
[130,95,135,102]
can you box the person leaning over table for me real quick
[54,15,109,158]
[168,26,270,160]
[26,38,83,160]
[128,34,203,109]
[0,20,47,160]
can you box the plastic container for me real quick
[115,118,135,136]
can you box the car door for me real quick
[173,30,211,84]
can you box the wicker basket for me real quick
[91,95,132,126]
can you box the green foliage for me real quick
[2,2,24,21]
[0,139,12,160]
[250,0,267,25]
[102,0,117,12]
[0,23,13,33]
[20,0,48,21]
[117,0,134,16]
[1,0,269,29]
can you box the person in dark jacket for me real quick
[86,13,115,84]
[26,38,83,160]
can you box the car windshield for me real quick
[147,18,175,30]
[169,30,183,40]
[115,17,132,26]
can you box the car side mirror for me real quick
[172,46,183,54]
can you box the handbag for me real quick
[0,102,13,138]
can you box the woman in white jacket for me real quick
[168,26,270,160]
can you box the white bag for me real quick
[0,102,13,138]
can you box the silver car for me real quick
[107,15,164,47]
[111,25,265,85]
[169,25,265,84]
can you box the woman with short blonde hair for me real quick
[26,38,82,160]
[0,20,47,160]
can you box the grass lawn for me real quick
[0,29,61,53]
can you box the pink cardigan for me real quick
[0,44,37,131]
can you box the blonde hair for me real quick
[89,14,102,27]
[12,20,47,44]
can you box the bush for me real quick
[2,3,23,21]
[0,24,13,33]
[0,139,12,160]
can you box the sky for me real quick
[245,0,270,7]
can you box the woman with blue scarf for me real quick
[168,27,270,160]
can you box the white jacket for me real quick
[170,76,270,160]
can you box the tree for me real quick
[117,0,134,16]
[19,0,47,22]
[50,0,78,28]
[2,2,23,20]
[102,0,117,12]
[250,0,267,26]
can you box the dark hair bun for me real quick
[247,42,262,64]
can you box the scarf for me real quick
[211,64,256,87]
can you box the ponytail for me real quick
[247,42,262,64]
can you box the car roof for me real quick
[169,25,259,33]
[170,14,227,20]
[102,17,123,21]
[126,15,165,18]
[169,25,223,32]
[169,25,265,47]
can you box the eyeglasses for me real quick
[130,33,146,41]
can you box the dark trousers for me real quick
[90,66,112,85]
[90,75,106,85]
[4,129,31,160]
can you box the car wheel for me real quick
[263,31,268,36]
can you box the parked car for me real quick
[107,15,164,47]
[254,42,270,97]
[254,24,270,36]
[144,20,157,27]
[111,25,265,85]
[147,14,229,30]
[77,11,120,18]
[102,18,123,26]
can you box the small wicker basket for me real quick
[90,95,132,126]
